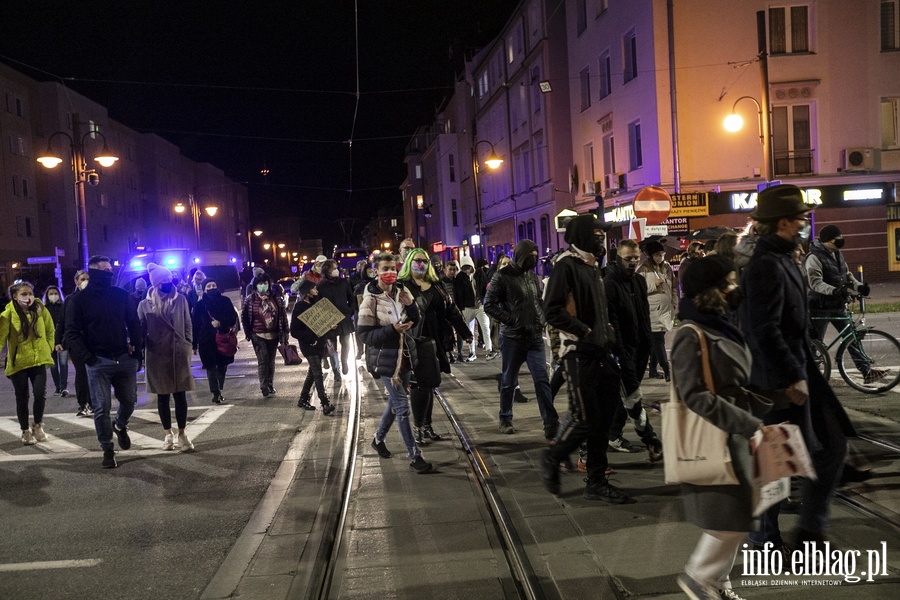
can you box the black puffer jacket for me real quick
[604,259,651,353]
[484,240,544,339]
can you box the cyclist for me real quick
[804,225,882,384]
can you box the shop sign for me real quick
[663,217,690,235]
[670,193,710,217]
[717,183,891,214]
[604,204,635,224]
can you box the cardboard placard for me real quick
[297,297,346,338]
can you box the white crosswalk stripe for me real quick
[0,405,231,463]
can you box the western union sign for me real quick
[670,193,709,217]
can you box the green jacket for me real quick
[0,300,55,376]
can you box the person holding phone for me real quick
[357,252,432,474]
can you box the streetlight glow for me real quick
[723,113,744,132]
[174,202,187,213]
[205,206,218,217]
[485,150,504,169]
[36,154,63,168]
[94,143,119,167]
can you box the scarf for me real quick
[676,296,744,345]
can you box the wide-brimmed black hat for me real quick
[750,184,811,221]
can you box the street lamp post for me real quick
[36,114,119,268]
[175,194,218,249]
[470,139,503,257]
[246,229,263,264]
[723,96,772,182]
[262,242,284,267]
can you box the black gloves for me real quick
[832,285,847,298]
[858,284,871,297]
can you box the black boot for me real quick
[423,425,442,441]
[321,398,335,416]
[297,396,315,410]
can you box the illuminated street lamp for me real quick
[243,229,263,264]
[174,194,218,249]
[723,95,772,181]
[471,139,503,255]
[36,115,119,267]
[263,242,285,267]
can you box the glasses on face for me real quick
[795,217,810,224]
[412,258,428,264]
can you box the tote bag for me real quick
[662,324,739,486]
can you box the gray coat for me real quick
[671,321,769,531]
[138,290,196,395]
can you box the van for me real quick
[116,249,241,292]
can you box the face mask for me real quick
[257,284,269,294]
[589,235,606,259]
[619,258,639,274]
[411,263,427,275]
[797,223,811,240]
[17,297,32,308]
[329,269,340,278]
[380,272,398,286]
[832,238,845,249]
[725,287,743,311]
[159,283,175,294]
[206,289,220,297]
[48,294,60,303]
[79,280,89,290]
[366,270,376,279]
[521,256,538,270]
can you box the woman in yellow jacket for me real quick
[0,281,55,445]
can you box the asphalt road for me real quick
[0,348,318,600]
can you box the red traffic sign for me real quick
[632,186,672,225]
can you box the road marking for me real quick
[0,559,103,571]
[0,405,231,463]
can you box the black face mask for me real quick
[617,258,638,275]
[725,288,743,311]
[589,235,606,259]
[521,256,538,271]
[88,268,114,287]
[832,238,845,249]
[159,283,175,294]
[206,289,220,297]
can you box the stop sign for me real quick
[632,186,672,225]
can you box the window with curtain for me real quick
[883,0,899,51]
[772,104,814,175]
[769,5,810,54]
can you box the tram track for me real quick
[834,431,900,533]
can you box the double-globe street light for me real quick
[262,242,285,267]
[36,114,119,268]
[471,139,503,255]
[175,194,218,250]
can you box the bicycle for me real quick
[809,295,900,394]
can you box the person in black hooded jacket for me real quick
[484,239,558,437]
[290,278,335,415]
[540,214,630,502]
[604,239,662,461]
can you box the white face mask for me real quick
[330,269,340,278]
[79,280,89,290]
[48,294,60,303]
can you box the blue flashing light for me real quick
[193,258,201,264]
[230,257,237,263]
[131,260,144,268]
[165,257,179,267]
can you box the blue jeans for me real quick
[85,354,138,452]
[50,349,69,392]
[498,334,558,427]
[376,371,420,459]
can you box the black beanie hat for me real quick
[564,214,610,249]
[680,255,735,299]
[295,278,316,298]
[643,240,665,255]
[818,224,842,243]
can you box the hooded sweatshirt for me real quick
[484,240,544,339]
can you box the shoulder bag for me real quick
[662,323,739,486]
[209,311,238,357]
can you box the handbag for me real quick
[215,331,239,356]
[412,336,442,388]
[662,324,740,486]
[278,343,304,366]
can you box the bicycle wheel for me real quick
[835,328,900,393]
[810,339,831,381]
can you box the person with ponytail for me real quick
[0,281,55,445]
[138,263,196,452]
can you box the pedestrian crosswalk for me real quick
[0,405,231,463]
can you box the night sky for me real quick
[0,1,521,248]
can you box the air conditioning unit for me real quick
[606,172,626,191]
[843,147,881,171]
[591,180,603,195]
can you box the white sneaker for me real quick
[162,433,176,451]
[22,430,36,445]
[31,422,47,442]
[177,432,195,452]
